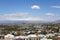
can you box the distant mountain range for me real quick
[0,20,60,24]
[54,20,60,23]
[0,20,47,24]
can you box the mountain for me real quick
[55,20,60,23]
[0,20,50,24]
[0,20,60,24]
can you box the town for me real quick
[0,23,60,40]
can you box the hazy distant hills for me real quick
[0,20,49,24]
[0,20,46,24]
[54,20,60,23]
[0,20,60,24]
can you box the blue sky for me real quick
[0,0,60,21]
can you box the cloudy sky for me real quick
[0,0,60,21]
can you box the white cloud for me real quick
[45,13,55,16]
[51,6,60,8]
[0,13,28,20]
[45,13,60,21]
[31,5,40,10]
[0,17,44,21]
[3,12,28,17]
[0,12,59,21]
[0,12,44,21]
[22,17,44,21]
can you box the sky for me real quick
[0,0,60,22]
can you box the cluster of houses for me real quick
[2,32,60,40]
[0,23,60,40]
